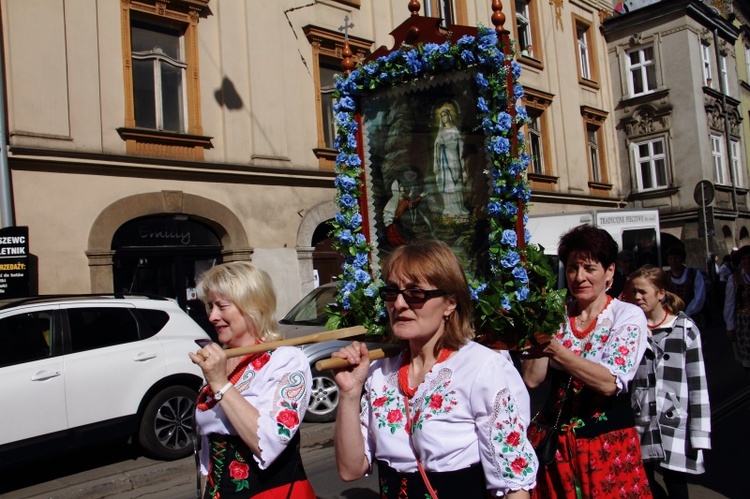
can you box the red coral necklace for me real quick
[570,295,612,339]
[648,311,669,330]
[196,352,262,411]
[398,347,452,398]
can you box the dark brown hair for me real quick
[557,224,618,268]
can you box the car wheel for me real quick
[305,367,339,423]
[138,385,197,460]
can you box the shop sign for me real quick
[0,226,30,298]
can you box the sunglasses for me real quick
[379,286,447,304]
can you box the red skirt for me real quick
[532,427,652,499]
[251,480,316,498]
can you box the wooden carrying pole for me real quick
[222,325,367,358]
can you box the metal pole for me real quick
[0,6,13,228]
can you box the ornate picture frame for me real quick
[328,20,565,346]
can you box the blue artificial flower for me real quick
[457,35,475,48]
[475,72,489,90]
[477,31,498,52]
[503,201,519,217]
[487,201,502,216]
[379,72,390,82]
[515,104,528,121]
[514,84,525,100]
[460,49,476,64]
[354,268,371,284]
[500,229,518,247]
[334,136,341,150]
[520,153,531,168]
[512,267,529,284]
[335,111,351,128]
[339,194,357,209]
[350,213,363,228]
[364,284,377,297]
[335,96,356,112]
[515,286,530,301]
[341,296,351,310]
[346,154,362,168]
[423,43,439,59]
[497,112,512,132]
[337,229,354,244]
[353,251,368,268]
[501,296,512,310]
[511,60,522,79]
[469,282,488,302]
[477,97,490,114]
[438,42,451,55]
[335,174,357,192]
[489,136,511,155]
[525,228,532,244]
[363,64,378,76]
[347,133,358,150]
[501,250,521,268]
[334,213,346,225]
[405,50,422,73]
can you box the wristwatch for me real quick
[214,382,233,402]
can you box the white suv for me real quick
[0,294,210,465]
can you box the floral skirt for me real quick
[205,433,315,499]
[532,427,652,499]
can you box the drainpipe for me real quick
[713,27,738,217]
[0,7,12,228]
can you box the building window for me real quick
[745,44,750,82]
[516,1,532,56]
[119,0,211,160]
[633,137,668,191]
[305,26,371,170]
[731,140,743,188]
[523,88,555,189]
[711,135,729,185]
[702,43,713,87]
[131,20,186,132]
[587,126,601,183]
[527,112,545,174]
[573,16,598,86]
[626,46,657,97]
[720,55,729,94]
[423,1,467,26]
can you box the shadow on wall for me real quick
[215,76,243,110]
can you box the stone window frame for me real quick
[512,0,543,69]
[631,135,670,192]
[422,1,469,27]
[580,106,611,195]
[304,25,372,171]
[625,44,658,98]
[572,14,599,89]
[523,87,557,191]
[118,0,212,161]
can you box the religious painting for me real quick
[360,70,489,274]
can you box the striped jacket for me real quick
[631,313,711,474]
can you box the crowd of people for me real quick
[184,228,746,498]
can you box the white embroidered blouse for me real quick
[551,298,648,393]
[359,341,538,496]
[195,346,312,473]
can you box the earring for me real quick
[443,314,450,323]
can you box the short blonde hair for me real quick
[382,239,474,354]
[196,261,282,343]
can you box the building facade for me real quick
[0,0,624,317]
[603,0,749,264]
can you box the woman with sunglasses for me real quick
[332,239,537,498]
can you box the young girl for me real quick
[630,265,711,499]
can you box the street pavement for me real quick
[3,319,748,498]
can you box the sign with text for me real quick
[0,226,30,297]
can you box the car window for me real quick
[136,309,170,339]
[67,307,140,352]
[281,286,337,325]
[0,312,53,367]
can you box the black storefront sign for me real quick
[0,226,30,298]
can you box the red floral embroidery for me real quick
[510,456,528,474]
[615,356,625,366]
[563,339,573,349]
[229,460,250,480]
[387,409,403,424]
[505,430,521,447]
[276,408,299,429]
[600,334,610,343]
[617,345,630,355]
[373,396,387,408]
[429,394,443,410]
[251,352,271,370]
[584,342,593,351]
